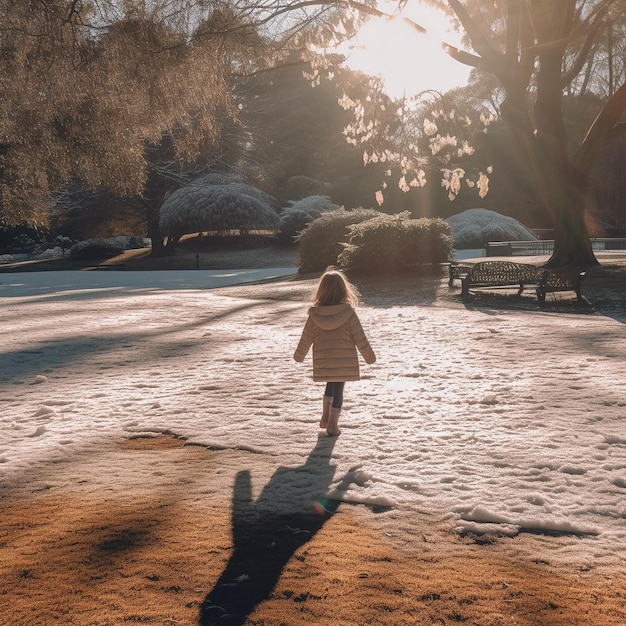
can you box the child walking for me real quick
[294,268,376,436]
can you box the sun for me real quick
[334,3,470,99]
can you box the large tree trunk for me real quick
[137,185,168,257]
[448,0,608,268]
[499,89,598,267]
[498,23,599,268]
[545,184,598,268]
[446,0,626,268]
[141,152,179,258]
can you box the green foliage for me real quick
[296,208,379,273]
[338,212,453,274]
[283,176,328,201]
[235,61,373,205]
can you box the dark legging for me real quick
[324,382,345,409]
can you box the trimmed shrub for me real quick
[70,239,126,260]
[278,209,317,242]
[69,236,146,260]
[338,212,453,274]
[446,208,537,249]
[278,195,339,242]
[159,182,280,242]
[296,208,379,273]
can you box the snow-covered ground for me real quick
[1,268,625,572]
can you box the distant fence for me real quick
[485,238,626,257]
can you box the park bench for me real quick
[449,261,585,302]
[460,261,541,296]
[448,262,472,286]
[536,267,585,302]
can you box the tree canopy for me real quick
[416,0,626,265]
[4,0,625,268]
[0,0,372,252]
[0,1,241,227]
[310,0,626,265]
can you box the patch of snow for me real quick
[33,246,64,260]
[1,268,625,572]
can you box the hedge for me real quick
[338,212,453,274]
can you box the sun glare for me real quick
[334,3,469,99]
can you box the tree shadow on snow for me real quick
[0,300,268,385]
[457,263,626,324]
[199,435,351,625]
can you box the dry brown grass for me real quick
[1,436,624,626]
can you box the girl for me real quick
[294,268,376,436]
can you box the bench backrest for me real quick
[468,261,541,282]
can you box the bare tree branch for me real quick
[447,0,500,60]
[561,6,608,88]
[575,81,626,172]
[441,42,481,68]
[517,1,535,89]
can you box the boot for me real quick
[326,408,341,437]
[319,395,333,429]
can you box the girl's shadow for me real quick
[199,435,348,625]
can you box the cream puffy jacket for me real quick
[294,303,376,382]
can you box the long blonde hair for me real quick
[313,268,360,307]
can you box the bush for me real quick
[296,208,379,273]
[446,208,537,249]
[69,236,146,260]
[338,213,453,274]
[159,182,280,243]
[278,195,339,242]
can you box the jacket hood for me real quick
[308,303,354,330]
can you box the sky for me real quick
[2,239,625,574]
[333,2,471,98]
